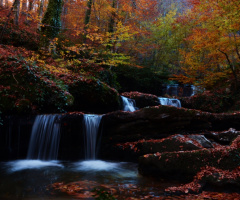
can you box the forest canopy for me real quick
[0,0,240,100]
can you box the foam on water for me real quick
[73,160,119,171]
[6,160,63,172]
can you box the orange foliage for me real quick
[173,0,240,89]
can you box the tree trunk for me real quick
[5,0,8,8]
[21,0,27,11]
[107,0,117,53]
[28,0,35,11]
[84,0,92,28]
[108,0,116,33]
[218,49,239,90]
[83,0,93,42]
[40,0,63,49]
[14,0,20,26]
[61,0,68,29]
[37,0,45,30]
[131,0,136,9]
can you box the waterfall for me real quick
[158,97,181,108]
[121,96,136,112]
[166,84,178,96]
[27,115,61,160]
[83,114,102,160]
[159,97,171,106]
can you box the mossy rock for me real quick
[121,91,160,108]
[180,90,233,113]
[0,52,73,114]
[138,147,240,180]
[68,77,121,113]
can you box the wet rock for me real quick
[121,91,160,108]
[107,134,213,161]
[102,106,211,143]
[187,135,213,148]
[204,128,240,145]
[165,166,240,195]
[138,146,240,180]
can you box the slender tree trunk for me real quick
[84,0,92,28]
[218,49,239,90]
[83,0,93,42]
[0,0,17,43]
[28,0,35,11]
[37,0,44,29]
[108,0,116,33]
[61,0,68,29]
[131,0,136,9]
[5,0,8,8]
[107,0,117,53]
[14,0,20,26]
[21,0,27,11]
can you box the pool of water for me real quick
[0,160,181,199]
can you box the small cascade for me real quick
[83,114,102,160]
[121,96,136,112]
[169,99,181,108]
[166,84,178,96]
[159,97,171,106]
[27,115,61,160]
[158,97,181,108]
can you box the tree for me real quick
[173,0,240,90]
[13,0,20,26]
[40,0,63,49]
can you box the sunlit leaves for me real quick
[173,0,240,89]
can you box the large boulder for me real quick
[106,134,213,161]
[138,137,240,180]
[204,128,240,145]
[102,106,212,143]
[121,91,160,108]
[180,90,233,113]
[68,77,121,113]
[165,166,240,195]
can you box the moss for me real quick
[139,147,240,179]
[68,77,121,113]
[40,0,63,47]
[0,55,72,114]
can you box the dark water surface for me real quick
[0,160,181,199]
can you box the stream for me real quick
[0,160,181,199]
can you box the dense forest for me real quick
[0,1,240,199]
[1,0,240,115]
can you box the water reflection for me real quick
[0,160,180,199]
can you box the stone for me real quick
[121,91,160,108]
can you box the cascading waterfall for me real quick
[83,114,102,160]
[166,84,178,96]
[121,96,136,112]
[158,97,181,108]
[27,115,61,160]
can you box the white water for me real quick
[27,115,61,160]
[74,160,119,171]
[72,160,138,177]
[121,96,136,112]
[158,97,181,108]
[83,114,102,160]
[6,160,63,172]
